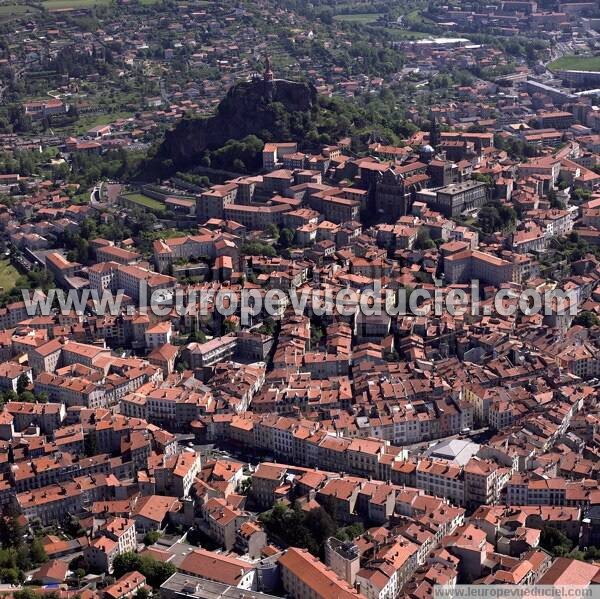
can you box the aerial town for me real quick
[0,0,599,598]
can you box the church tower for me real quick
[264,54,274,83]
[429,114,440,149]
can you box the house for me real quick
[178,548,256,590]
[33,559,69,585]
[148,343,178,375]
[538,557,600,585]
[0,363,32,392]
[133,495,181,533]
[104,571,147,599]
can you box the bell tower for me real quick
[264,54,274,83]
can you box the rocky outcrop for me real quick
[156,78,318,170]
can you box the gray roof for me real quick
[425,438,480,465]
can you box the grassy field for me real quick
[333,12,383,24]
[0,260,20,293]
[549,55,600,72]
[123,192,166,213]
[404,9,435,26]
[47,112,130,135]
[380,27,432,40]
[42,0,162,9]
[0,4,35,20]
[71,111,133,135]
[42,0,109,9]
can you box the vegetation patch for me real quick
[122,192,166,213]
[0,260,20,293]
[0,4,33,20]
[549,55,600,72]
[333,12,383,24]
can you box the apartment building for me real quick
[17,483,83,526]
[426,181,487,217]
[46,252,81,288]
[279,547,362,599]
[185,335,237,370]
[61,341,111,369]
[29,338,64,376]
[153,233,223,273]
[96,245,142,265]
[223,203,291,229]
[506,475,569,506]
[103,517,137,554]
[89,261,177,304]
[85,518,139,575]
[154,450,201,498]
[325,538,360,586]
[356,540,419,599]
[34,372,106,408]
[4,401,66,433]
[0,363,31,392]
[517,156,561,185]
[536,111,574,129]
[145,321,172,349]
[104,571,147,599]
[464,458,507,508]
[196,183,238,222]
[262,142,298,170]
[10,453,78,493]
[178,549,256,590]
[416,459,464,506]
[444,249,517,285]
[201,497,247,551]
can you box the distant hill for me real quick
[152,77,320,173]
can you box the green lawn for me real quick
[42,0,161,9]
[72,111,133,135]
[333,12,383,24]
[123,192,166,213]
[0,260,20,293]
[380,27,432,40]
[43,0,109,9]
[0,4,35,20]
[549,55,600,72]
[49,111,129,135]
[404,9,436,27]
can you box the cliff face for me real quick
[157,78,318,169]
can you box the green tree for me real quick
[113,552,176,588]
[259,503,339,557]
[241,241,276,257]
[16,373,29,395]
[265,223,280,241]
[547,188,565,209]
[84,434,97,457]
[223,318,238,334]
[0,514,24,548]
[113,553,142,579]
[30,538,47,565]
[540,526,573,556]
[573,311,600,328]
[471,172,494,186]
[477,201,516,234]
[143,531,160,546]
[18,390,35,403]
[415,227,435,250]
[279,228,295,248]
[13,588,40,599]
